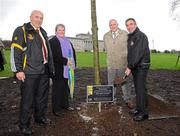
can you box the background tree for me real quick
[170,0,180,15]
[170,0,180,27]
[164,50,171,53]
[170,0,180,66]
[91,0,101,85]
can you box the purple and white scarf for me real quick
[56,34,75,79]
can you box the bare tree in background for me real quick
[170,0,180,66]
[170,0,180,13]
[170,0,180,24]
[91,0,101,85]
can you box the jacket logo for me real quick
[130,41,134,46]
[27,34,33,40]
[14,36,18,41]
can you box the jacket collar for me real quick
[129,27,139,36]
[24,22,45,33]
[24,22,35,31]
[107,28,124,36]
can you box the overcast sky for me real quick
[0,0,180,51]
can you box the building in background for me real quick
[50,32,105,52]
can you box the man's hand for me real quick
[125,67,131,76]
[16,72,25,82]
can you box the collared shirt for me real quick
[111,30,119,39]
[31,23,48,64]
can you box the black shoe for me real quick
[129,108,139,116]
[133,114,148,122]
[35,117,52,125]
[67,107,75,111]
[53,111,65,116]
[19,126,32,135]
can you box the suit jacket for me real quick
[103,28,128,69]
[49,36,76,79]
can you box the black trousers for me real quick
[132,67,149,115]
[0,63,4,70]
[0,51,4,70]
[52,78,69,113]
[19,67,49,127]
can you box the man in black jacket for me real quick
[11,10,54,135]
[125,18,150,121]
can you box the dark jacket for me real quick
[0,51,3,64]
[49,36,76,79]
[127,27,150,70]
[11,22,54,75]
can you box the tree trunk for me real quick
[91,0,101,85]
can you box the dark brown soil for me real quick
[0,68,180,136]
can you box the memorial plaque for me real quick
[87,85,114,103]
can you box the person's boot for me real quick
[34,116,52,125]
[129,108,139,116]
[19,125,32,135]
[133,113,149,121]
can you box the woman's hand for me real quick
[67,59,73,65]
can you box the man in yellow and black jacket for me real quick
[11,10,54,135]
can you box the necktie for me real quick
[113,32,116,39]
[36,29,47,63]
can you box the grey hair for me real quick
[109,19,118,25]
[55,24,65,32]
[30,10,43,17]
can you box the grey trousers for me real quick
[107,68,133,103]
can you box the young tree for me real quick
[91,0,101,85]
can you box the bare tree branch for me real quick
[170,0,180,15]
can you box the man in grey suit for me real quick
[104,19,134,108]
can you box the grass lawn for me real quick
[76,52,180,70]
[0,50,13,77]
[0,50,179,77]
[150,53,180,70]
[76,52,106,68]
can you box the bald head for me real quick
[30,10,44,29]
[109,19,118,32]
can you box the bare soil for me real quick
[0,68,180,136]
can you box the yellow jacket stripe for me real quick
[22,26,27,43]
[23,55,27,69]
[11,43,24,51]
[11,43,27,69]
[22,26,27,69]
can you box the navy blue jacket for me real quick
[11,22,54,75]
[127,27,150,70]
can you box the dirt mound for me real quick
[0,68,180,136]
